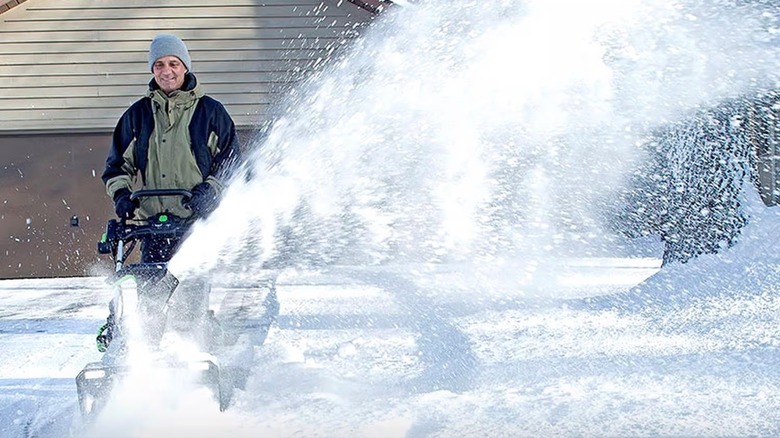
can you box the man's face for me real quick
[152,56,187,94]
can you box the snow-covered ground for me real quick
[3,194,780,437]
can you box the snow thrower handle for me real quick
[98,189,195,259]
[128,188,193,203]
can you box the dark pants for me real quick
[141,236,181,263]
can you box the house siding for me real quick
[0,0,375,133]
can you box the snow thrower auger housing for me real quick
[76,189,228,418]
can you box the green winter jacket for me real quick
[103,74,241,219]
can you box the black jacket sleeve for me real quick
[210,100,242,182]
[101,98,154,187]
[101,108,135,185]
[190,96,243,184]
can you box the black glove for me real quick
[113,188,138,220]
[186,182,218,218]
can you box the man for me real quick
[96,34,241,351]
[103,33,241,260]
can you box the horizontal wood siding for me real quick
[0,0,374,133]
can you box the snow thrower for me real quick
[75,189,227,419]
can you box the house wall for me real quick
[0,0,378,278]
[0,131,258,278]
[1,133,116,278]
[747,91,780,206]
[0,0,374,133]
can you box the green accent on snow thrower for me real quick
[111,274,137,288]
[96,323,110,353]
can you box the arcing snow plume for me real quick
[169,0,780,278]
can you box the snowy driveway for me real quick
[3,257,780,437]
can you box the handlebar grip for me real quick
[129,189,193,202]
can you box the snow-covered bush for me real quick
[614,93,776,265]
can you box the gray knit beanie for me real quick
[148,34,192,72]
